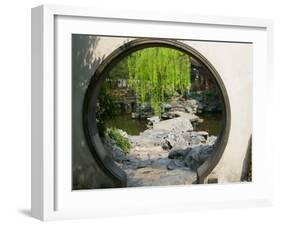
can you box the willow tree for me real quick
[126,47,191,116]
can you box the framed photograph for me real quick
[31,4,274,221]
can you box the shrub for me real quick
[106,128,131,155]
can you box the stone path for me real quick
[120,145,197,187]
[104,116,217,187]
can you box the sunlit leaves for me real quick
[127,47,191,116]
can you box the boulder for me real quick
[173,111,200,122]
[189,135,206,145]
[197,131,209,139]
[168,146,192,159]
[188,99,198,106]
[167,159,185,170]
[163,130,209,150]
[164,133,180,148]
[207,135,217,145]
[184,99,198,113]
[161,111,178,120]
[147,116,160,126]
[135,160,151,169]
[151,158,171,168]
[184,145,213,169]
[153,117,193,132]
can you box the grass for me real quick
[106,128,131,155]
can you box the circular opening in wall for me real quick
[83,38,231,188]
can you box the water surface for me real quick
[105,112,223,136]
[105,113,147,135]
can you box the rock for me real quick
[184,106,193,113]
[197,102,204,111]
[182,99,198,114]
[135,160,151,169]
[189,135,206,145]
[161,141,170,150]
[173,111,200,122]
[111,145,127,162]
[163,129,210,150]
[153,117,193,132]
[106,100,217,186]
[189,99,198,106]
[165,132,188,149]
[129,128,171,147]
[129,134,162,147]
[168,146,192,159]
[164,133,177,148]
[167,159,185,170]
[184,154,201,170]
[125,167,197,187]
[161,112,169,120]
[151,158,171,168]
[163,103,172,110]
[184,145,213,169]
[207,135,217,145]
[161,111,178,120]
[197,131,209,139]
[147,116,160,126]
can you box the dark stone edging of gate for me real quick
[82,38,231,187]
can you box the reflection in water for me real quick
[105,113,147,135]
[193,112,223,136]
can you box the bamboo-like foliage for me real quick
[127,47,191,115]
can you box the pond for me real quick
[105,112,223,136]
[105,113,148,135]
[193,112,223,136]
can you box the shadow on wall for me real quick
[240,135,252,182]
[72,35,112,189]
[72,35,103,91]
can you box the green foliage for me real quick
[106,128,131,155]
[96,83,119,136]
[97,47,192,136]
[109,58,128,79]
[127,47,191,116]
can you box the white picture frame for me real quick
[31,4,274,221]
